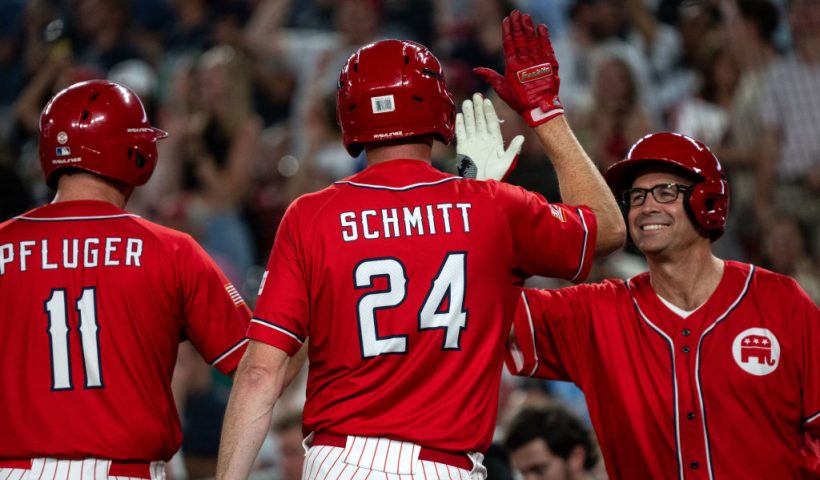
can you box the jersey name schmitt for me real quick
[0,237,144,275]
[339,202,473,242]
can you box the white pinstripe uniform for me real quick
[300,435,486,480]
[0,459,165,480]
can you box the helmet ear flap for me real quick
[684,181,729,239]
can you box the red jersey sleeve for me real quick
[505,285,602,385]
[247,203,308,356]
[178,237,252,374]
[793,279,820,439]
[490,181,597,283]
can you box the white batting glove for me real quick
[456,93,524,181]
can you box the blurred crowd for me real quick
[0,0,818,478]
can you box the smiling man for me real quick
[504,132,820,479]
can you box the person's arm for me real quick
[474,10,625,255]
[531,117,625,255]
[217,341,290,480]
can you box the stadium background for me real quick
[0,0,817,478]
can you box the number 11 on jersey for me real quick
[44,287,103,390]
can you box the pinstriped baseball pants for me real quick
[301,435,487,480]
[0,459,165,480]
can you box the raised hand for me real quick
[456,93,524,181]
[474,10,563,127]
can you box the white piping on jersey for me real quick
[569,208,589,283]
[629,291,685,480]
[519,291,540,377]
[694,265,755,480]
[14,214,140,221]
[250,318,304,344]
[211,338,249,367]
[334,177,462,191]
[806,411,820,426]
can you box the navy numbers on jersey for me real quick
[44,287,103,390]
[354,253,467,359]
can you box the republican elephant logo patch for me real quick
[732,328,780,376]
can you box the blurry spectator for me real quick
[155,45,262,286]
[0,0,25,110]
[761,216,820,304]
[718,0,781,258]
[67,0,144,71]
[0,162,34,221]
[504,405,601,480]
[172,342,232,480]
[574,45,655,172]
[244,0,383,157]
[757,0,820,259]
[550,0,655,117]
[271,411,305,480]
[448,0,515,99]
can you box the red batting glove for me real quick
[474,10,563,127]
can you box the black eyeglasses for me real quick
[622,183,691,207]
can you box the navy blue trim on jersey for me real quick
[210,338,250,366]
[15,214,140,222]
[569,208,590,282]
[335,177,462,191]
[627,279,685,480]
[694,265,755,480]
[250,317,305,344]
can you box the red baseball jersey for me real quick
[0,200,251,461]
[507,261,820,479]
[248,159,597,452]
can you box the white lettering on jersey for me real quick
[20,240,34,272]
[338,203,473,242]
[382,208,399,238]
[456,203,472,232]
[403,206,424,236]
[125,239,143,266]
[104,238,122,266]
[84,238,99,267]
[0,237,145,275]
[362,210,379,239]
[64,239,79,268]
[341,212,358,242]
[0,243,13,274]
[42,239,58,270]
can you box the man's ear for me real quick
[567,444,588,474]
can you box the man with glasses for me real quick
[500,132,820,479]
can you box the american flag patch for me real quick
[56,147,71,156]
[371,95,395,113]
[550,204,566,222]
[225,283,245,306]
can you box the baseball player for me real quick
[498,133,820,479]
[216,11,625,480]
[0,80,251,480]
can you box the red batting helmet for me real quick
[337,39,455,157]
[39,79,167,189]
[604,132,729,238]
